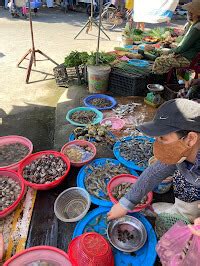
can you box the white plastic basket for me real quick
[54,187,91,223]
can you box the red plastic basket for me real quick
[107,174,153,212]
[3,246,72,266]
[0,169,26,218]
[18,151,71,190]
[61,140,96,167]
[68,232,114,266]
[0,135,33,171]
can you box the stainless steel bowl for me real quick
[147,84,164,92]
[107,215,147,253]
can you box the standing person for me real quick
[108,99,200,223]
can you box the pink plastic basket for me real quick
[100,117,125,130]
[68,232,114,266]
[107,174,153,212]
[18,151,70,190]
[0,135,33,171]
[3,246,72,266]
[61,140,96,167]
[0,169,26,218]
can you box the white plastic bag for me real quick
[133,0,179,23]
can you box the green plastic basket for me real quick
[155,213,190,239]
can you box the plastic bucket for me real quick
[87,65,111,93]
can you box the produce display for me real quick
[0,176,21,211]
[63,144,94,163]
[71,110,97,125]
[119,139,153,168]
[23,154,67,184]
[84,162,131,200]
[73,125,116,146]
[0,143,29,167]
[88,98,112,108]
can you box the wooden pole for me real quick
[28,0,36,66]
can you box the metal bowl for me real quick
[147,84,164,92]
[107,215,147,253]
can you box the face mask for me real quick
[153,139,192,165]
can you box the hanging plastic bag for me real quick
[133,0,179,23]
[156,221,200,266]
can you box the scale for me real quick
[144,84,164,108]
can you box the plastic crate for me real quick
[163,84,185,100]
[108,68,148,96]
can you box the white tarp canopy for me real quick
[133,0,179,23]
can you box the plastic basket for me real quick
[155,213,190,239]
[4,246,72,266]
[68,232,114,266]
[54,187,91,222]
[100,117,125,131]
[107,174,153,212]
[108,68,148,96]
[77,158,138,207]
[66,107,103,127]
[0,169,26,218]
[18,151,70,190]
[128,59,149,68]
[0,135,33,171]
[61,140,96,167]
[113,136,155,172]
[83,94,117,110]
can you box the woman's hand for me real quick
[107,203,128,220]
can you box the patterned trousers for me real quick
[152,53,190,75]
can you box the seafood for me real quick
[0,143,29,167]
[71,110,97,124]
[84,161,131,200]
[117,228,134,243]
[112,183,147,205]
[113,103,141,118]
[23,154,67,184]
[119,139,153,168]
[63,144,93,162]
[0,176,21,211]
[89,98,112,108]
[73,125,116,147]
[112,182,132,200]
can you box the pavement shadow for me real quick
[0,103,55,151]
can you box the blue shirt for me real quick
[120,151,200,211]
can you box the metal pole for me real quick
[96,0,102,65]
[28,0,36,66]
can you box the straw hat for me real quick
[183,0,200,16]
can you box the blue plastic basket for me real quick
[128,59,149,68]
[77,158,138,207]
[66,107,103,127]
[73,207,157,266]
[113,136,155,172]
[83,94,117,110]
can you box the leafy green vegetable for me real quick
[87,52,116,66]
[132,29,143,35]
[64,51,89,67]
